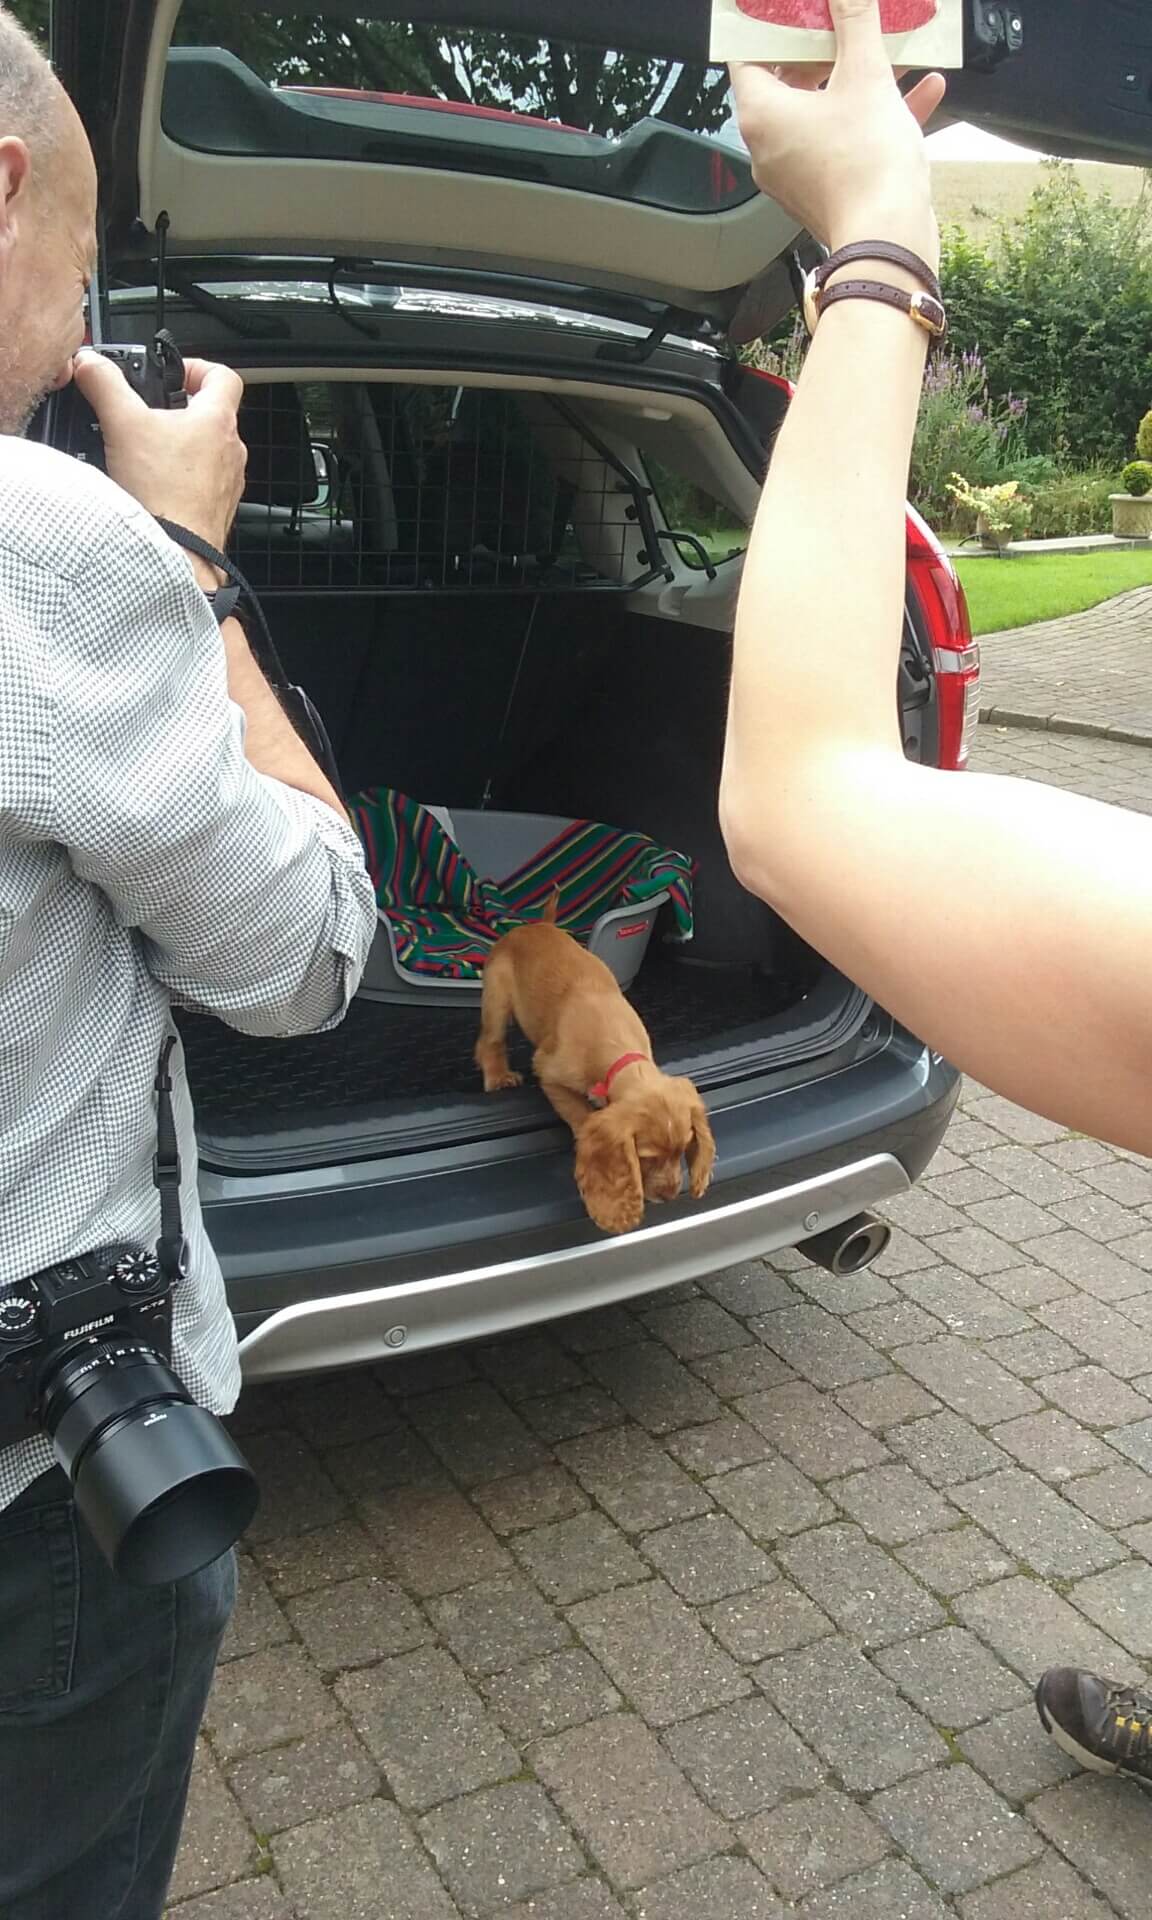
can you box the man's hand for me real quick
[730,0,946,262]
[72,352,247,556]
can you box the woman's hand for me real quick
[730,0,946,264]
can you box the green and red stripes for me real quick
[349,789,694,981]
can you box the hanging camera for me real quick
[0,1040,259,1587]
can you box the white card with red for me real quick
[709,0,964,67]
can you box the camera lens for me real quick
[41,1342,259,1587]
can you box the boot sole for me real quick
[1036,1680,1124,1777]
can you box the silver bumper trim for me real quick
[238,1152,911,1380]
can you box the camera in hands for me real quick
[55,328,188,469]
[0,1045,258,1587]
[99,329,188,410]
[44,326,347,799]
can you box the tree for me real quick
[942,162,1152,467]
[6,2,728,147]
[7,0,48,46]
[8,0,730,135]
[169,5,730,141]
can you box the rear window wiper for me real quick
[167,275,290,340]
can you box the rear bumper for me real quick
[199,1024,959,1381]
[236,1149,914,1378]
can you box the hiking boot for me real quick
[1037,1666,1152,1780]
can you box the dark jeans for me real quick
[0,1467,236,1920]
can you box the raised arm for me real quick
[719,0,1152,1156]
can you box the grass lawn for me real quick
[700,527,749,563]
[955,548,1152,636]
[932,159,1143,247]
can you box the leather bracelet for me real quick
[802,271,948,346]
[814,240,942,303]
[817,278,947,341]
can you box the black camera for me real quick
[52,329,188,469]
[0,1047,258,1587]
[0,1244,257,1586]
[99,329,189,410]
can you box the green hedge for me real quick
[942,164,1152,469]
[1026,467,1123,537]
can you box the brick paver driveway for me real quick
[167,727,1152,1920]
[979,584,1152,743]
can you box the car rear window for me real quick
[166,2,750,215]
[644,456,750,573]
[231,379,670,595]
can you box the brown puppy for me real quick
[475,905,716,1235]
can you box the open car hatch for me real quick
[55,0,804,341]
[53,2,1152,343]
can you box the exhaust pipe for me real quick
[796,1211,891,1278]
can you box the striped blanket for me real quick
[350,787,694,980]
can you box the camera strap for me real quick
[152,1035,187,1282]
[155,517,344,801]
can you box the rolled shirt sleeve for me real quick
[49,496,377,1036]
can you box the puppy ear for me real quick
[686,1094,716,1199]
[575,1108,645,1235]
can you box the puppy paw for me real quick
[585,1197,646,1235]
[484,1069,524,1093]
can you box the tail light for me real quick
[745,367,794,399]
[905,507,980,771]
[733,374,979,770]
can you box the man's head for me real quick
[0,9,97,434]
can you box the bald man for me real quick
[0,14,376,1915]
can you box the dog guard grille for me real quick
[232,380,667,595]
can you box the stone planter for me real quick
[1110,492,1152,539]
[976,516,1013,553]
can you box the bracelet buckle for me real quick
[801,265,822,340]
[909,290,948,340]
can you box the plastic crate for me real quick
[358,810,668,1007]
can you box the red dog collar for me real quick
[589,1053,647,1107]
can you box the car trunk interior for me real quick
[174,367,855,1166]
